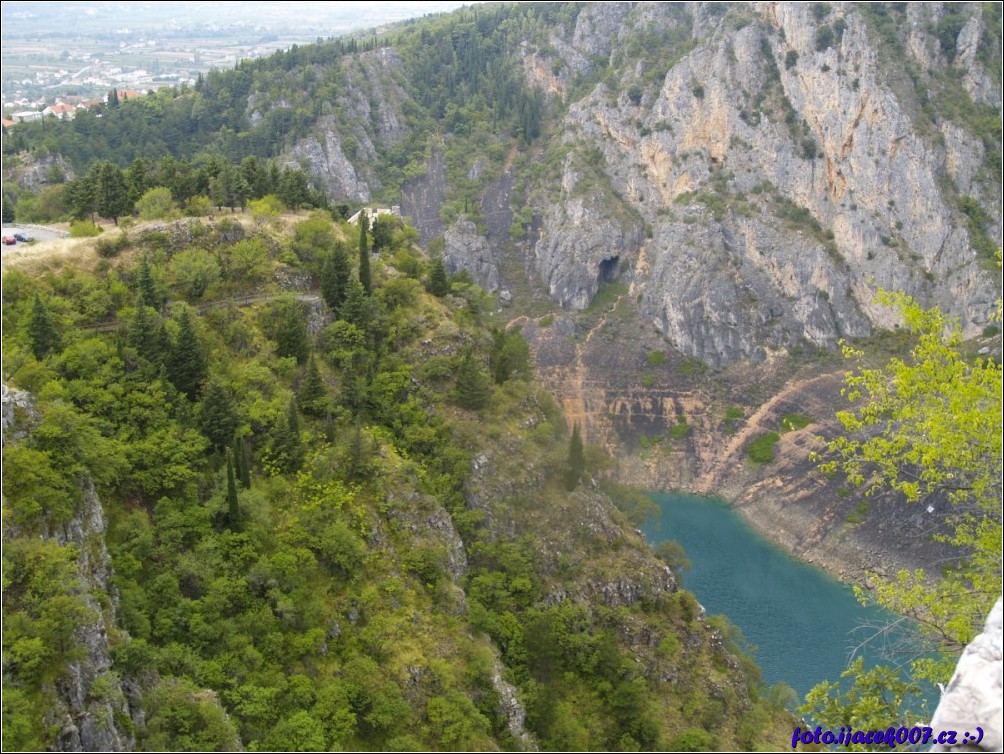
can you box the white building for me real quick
[347,206,401,226]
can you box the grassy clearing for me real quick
[1,237,101,274]
[746,432,780,464]
[779,413,812,432]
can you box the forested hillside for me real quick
[2,211,794,750]
[2,2,1001,750]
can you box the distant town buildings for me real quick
[2,89,151,126]
[43,102,76,119]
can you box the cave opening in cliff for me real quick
[598,256,620,284]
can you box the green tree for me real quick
[96,162,132,225]
[298,355,328,417]
[453,347,492,411]
[234,434,252,488]
[340,277,370,334]
[320,244,351,314]
[2,193,15,223]
[199,381,238,452]
[168,247,221,299]
[489,327,532,384]
[226,448,240,530]
[167,309,207,399]
[209,160,248,211]
[371,214,396,252]
[129,303,164,366]
[249,194,284,229]
[358,212,371,294]
[68,169,98,222]
[565,422,585,491]
[802,658,923,752]
[136,253,163,310]
[428,257,449,297]
[292,211,336,265]
[271,299,310,364]
[806,291,1002,723]
[654,540,691,579]
[26,294,61,360]
[135,186,177,220]
[284,397,304,473]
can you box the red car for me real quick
[1,236,16,245]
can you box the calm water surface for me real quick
[642,492,898,699]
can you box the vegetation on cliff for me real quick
[805,291,1003,740]
[2,213,794,750]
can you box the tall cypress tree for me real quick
[324,411,337,444]
[358,212,371,294]
[167,309,207,399]
[565,422,585,491]
[226,449,240,530]
[235,434,252,488]
[26,294,61,360]
[285,397,304,472]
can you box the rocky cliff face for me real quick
[3,387,136,752]
[282,48,413,202]
[520,1,1000,367]
[264,2,1000,577]
[47,482,137,753]
[283,3,999,370]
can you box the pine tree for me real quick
[199,381,238,452]
[2,194,15,224]
[129,303,163,366]
[298,355,327,417]
[428,257,449,297]
[273,300,310,364]
[136,253,161,310]
[339,367,364,419]
[453,347,492,411]
[68,169,98,222]
[167,309,207,399]
[321,244,350,314]
[285,397,304,472]
[26,294,61,360]
[489,327,532,384]
[96,162,132,225]
[226,448,240,530]
[565,422,586,491]
[358,212,371,294]
[340,277,370,333]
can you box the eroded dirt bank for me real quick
[522,296,958,587]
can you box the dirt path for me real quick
[693,371,842,494]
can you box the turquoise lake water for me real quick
[642,492,899,699]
